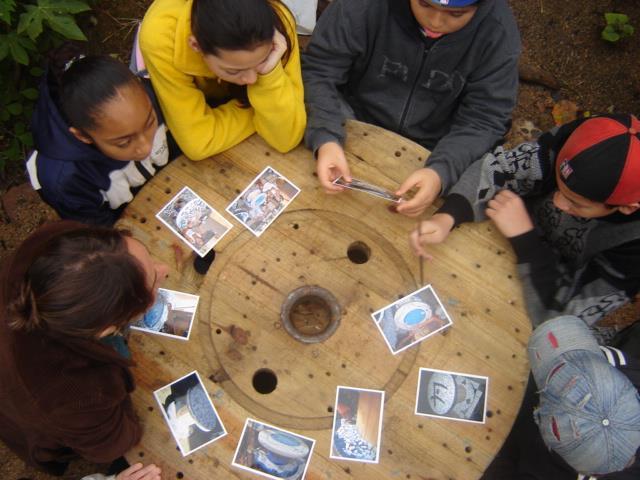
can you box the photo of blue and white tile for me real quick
[232,418,315,480]
[130,288,198,340]
[371,284,452,355]
[154,371,226,456]
[415,368,489,424]
[330,386,385,464]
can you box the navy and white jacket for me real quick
[26,68,175,226]
[302,0,521,192]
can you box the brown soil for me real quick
[1,0,640,478]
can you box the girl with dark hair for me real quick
[27,50,179,225]
[138,0,305,160]
[0,221,169,476]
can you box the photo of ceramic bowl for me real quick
[426,372,456,415]
[393,301,432,331]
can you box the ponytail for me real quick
[8,226,154,338]
[8,282,43,332]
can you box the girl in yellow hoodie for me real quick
[139,0,305,160]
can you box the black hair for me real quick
[50,47,140,131]
[190,0,294,105]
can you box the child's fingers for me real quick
[395,173,418,196]
[130,464,161,480]
[409,228,427,257]
[116,463,143,480]
[396,197,427,216]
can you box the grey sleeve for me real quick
[302,0,369,152]
[438,142,547,225]
[427,39,520,191]
[81,475,115,480]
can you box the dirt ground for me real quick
[1,0,640,478]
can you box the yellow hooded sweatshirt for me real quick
[139,0,306,160]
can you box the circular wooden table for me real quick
[119,120,531,480]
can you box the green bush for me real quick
[0,0,90,175]
[602,12,635,43]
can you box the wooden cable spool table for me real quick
[118,120,531,480]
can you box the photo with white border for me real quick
[329,386,385,464]
[415,367,489,424]
[371,284,452,355]
[232,418,315,480]
[226,166,300,237]
[156,186,232,257]
[154,371,227,456]
[130,288,199,340]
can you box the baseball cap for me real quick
[528,316,640,475]
[556,114,640,205]
[427,0,479,7]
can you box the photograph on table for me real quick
[371,284,452,355]
[130,288,199,340]
[333,176,401,203]
[226,166,300,237]
[329,386,385,464]
[232,418,315,480]
[157,186,232,257]
[415,367,489,424]
[154,371,227,456]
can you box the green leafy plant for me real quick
[0,0,90,175]
[601,13,635,42]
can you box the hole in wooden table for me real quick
[252,368,277,394]
[281,286,341,343]
[347,241,371,264]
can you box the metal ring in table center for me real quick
[201,209,422,430]
[280,286,341,344]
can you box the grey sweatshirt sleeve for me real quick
[437,141,548,225]
[302,0,371,152]
[427,27,521,192]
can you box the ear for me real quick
[618,203,640,215]
[69,127,93,145]
[188,35,201,53]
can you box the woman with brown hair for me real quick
[0,221,168,476]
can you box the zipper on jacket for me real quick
[398,47,430,135]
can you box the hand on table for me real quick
[395,168,442,217]
[485,190,534,238]
[409,213,454,258]
[316,142,352,193]
[256,29,288,75]
[116,463,161,480]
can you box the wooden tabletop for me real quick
[118,120,531,480]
